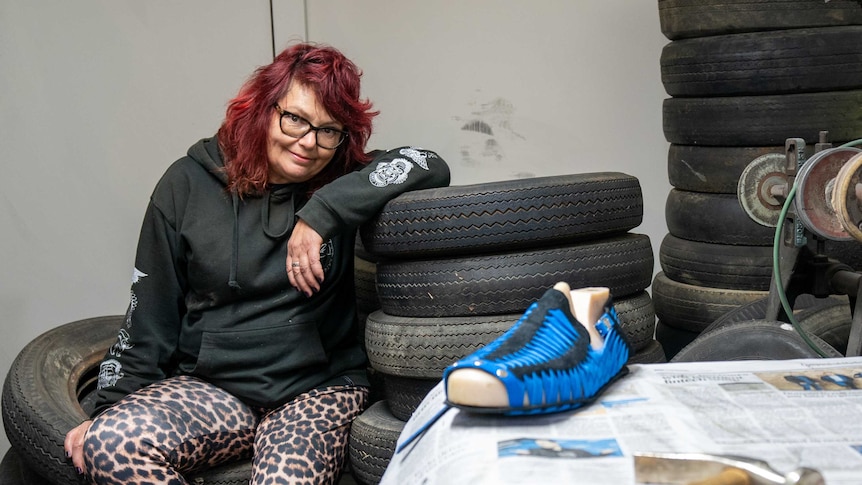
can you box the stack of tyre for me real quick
[347,172,660,484]
[654,0,862,359]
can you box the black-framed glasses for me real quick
[273,103,348,149]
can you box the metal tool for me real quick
[634,452,825,485]
[736,134,862,357]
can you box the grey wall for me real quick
[1,1,669,457]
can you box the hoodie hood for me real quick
[188,136,230,186]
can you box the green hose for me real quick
[772,183,829,357]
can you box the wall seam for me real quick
[269,0,276,59]
[303,0,309,41]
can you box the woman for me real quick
[63,43,450,484]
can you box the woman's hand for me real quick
[286,219,325,296]
[64,419,93,476]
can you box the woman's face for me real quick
[267,81,341,184]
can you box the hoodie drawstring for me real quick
[227,188,297,291]
[228,190,242,291]
[261,190,295,239]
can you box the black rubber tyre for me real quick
[0,449,52,485]
[627,340,667,364]
[355,256,380,316]
[353,229,377,262]
[360,172,643,259]
[659,234,773,290]
[348,401,404,485]
[365,312,515,379]
[655,320,701,361]
[658,0,862,40]
[1,316,254,485]
[652,272,768,332]
[375,234,654,318]
[705,295,852,353]
[666,189,774,246]
[382,375,439,422]
[670,319,842,362]
[662,26,862,96]
[613,291,659,353]
[667,145,806,194]
[709,294,841,327]
[663,90,862,146]
[354,255,379,351]
[2,316,120,484]
[365,291,657,379]
[823,239,862,270]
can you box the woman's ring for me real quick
[291,262,301,268]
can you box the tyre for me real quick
[376,234,654,318]
[670,320,842,362]
[354,255,379,351]
[365,311,516,379]
[661,26,862,96]
[348,401,404,485]
[704,294,852,353]
[627,340,667,364]
[2,316,119,484]
[665,189,774,246]
[1,316,254,485]
[365,291,657,379]
[659,234,773,290]
[0,449,52,485]
[360,172,643,258]
[658,0,862,40]
[667,145,804,194]
[354,256,380,316]
[652,272,768,332]
[655,320,701,361]
[382,375,439,422]
[663,90,862,146]
[613,291,659,352]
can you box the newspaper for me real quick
[382,357,862,485]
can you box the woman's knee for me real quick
[83,409,164,473]
[83,378,259,481]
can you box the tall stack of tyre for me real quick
[654,0,862,359]
[347,172,660,484]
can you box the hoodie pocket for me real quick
[194,321,327,381]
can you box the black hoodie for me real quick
[91,137,450,416]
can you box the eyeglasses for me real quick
[273,103,348,149]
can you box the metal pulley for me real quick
[832,151,862,243]
[737,153,790,227]
[793,147,861,241]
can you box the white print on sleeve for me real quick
[398,147,437,170]
[369,158,413,187]
[319,239,334,272]
[105,267,147,390]
[98,359,124,389]
[109,329,134,357]
[125,268,148,327]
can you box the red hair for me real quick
[217,43,378,195]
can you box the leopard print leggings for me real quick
[82,375,369,484]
